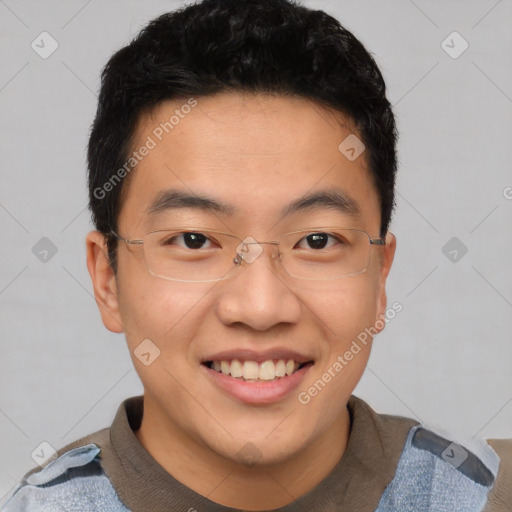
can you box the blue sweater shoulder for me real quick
[377,425,500,512]
[1,444,129,512]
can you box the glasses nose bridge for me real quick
[233,238,281,266]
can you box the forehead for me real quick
[119,92,380,231]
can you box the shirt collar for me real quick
[99,395,417,511]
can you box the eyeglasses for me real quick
[112,227,386,282]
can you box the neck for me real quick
[134,395,351,510]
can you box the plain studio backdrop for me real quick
[1,0,511,499]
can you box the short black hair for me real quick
[88,0,398,268]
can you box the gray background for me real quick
[1,0,511,499]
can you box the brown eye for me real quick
[295,232,347,251]
[182,233,208,249]
[306,233,329,249]
[162,232,211,249]
[296,232,334,250]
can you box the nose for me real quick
[215,244,302,331]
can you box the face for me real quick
[87,92,395,467]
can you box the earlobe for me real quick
[86,231,124,333]
[375,232,397,332]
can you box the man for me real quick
[3,0,510,510]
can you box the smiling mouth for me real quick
[203,359,314,382]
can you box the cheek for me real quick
[296,278,378,419]
[300,275,380,341]
[117,266,207,353]
[117,271,224,380]
[117,280,211,394]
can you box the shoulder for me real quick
[377,425,502,512]
[1,429,129,512]
[484,438,512,512]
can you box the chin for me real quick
[204,428,312,468]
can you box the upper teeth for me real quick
[211,359,301,381]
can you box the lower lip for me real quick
[201,363,313,405]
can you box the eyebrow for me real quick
[147,190,235,216]
[279,190,361,219]
[146,188,360,220]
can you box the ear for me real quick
[86,231,124,333]
[374,232,396,332]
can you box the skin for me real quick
[86,92,396,509]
